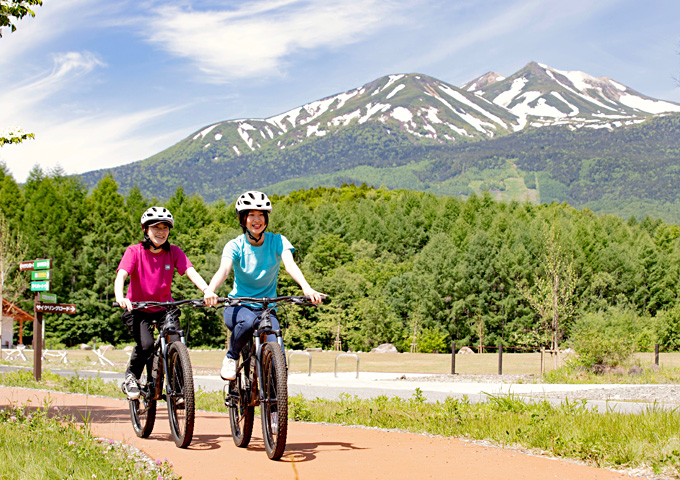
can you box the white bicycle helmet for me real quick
[140,206,174,227]
[235,191,272,213]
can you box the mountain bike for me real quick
[217,295,322,460]
[113,299,203,448]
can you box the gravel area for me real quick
[398,374,680,404]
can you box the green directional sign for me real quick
[40,293,57,303]
[34,259,50,270]
[31,270,51,281]
[30,281,50,292]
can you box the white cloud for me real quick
[0,105,188,182]
[0,0,103,69]
[0,51,106,119]
[143,0,408,82]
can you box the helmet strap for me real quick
[239,211,268,244]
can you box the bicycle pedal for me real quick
[161,393,167,402]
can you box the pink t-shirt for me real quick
[117,244,192,303]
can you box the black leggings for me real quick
[122,309,165,379]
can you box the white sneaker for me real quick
[221,357,237,380]
[124,374,140,400]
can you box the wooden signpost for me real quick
[19,258,77,380]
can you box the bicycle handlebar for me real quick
[112,298,207,309]
[113,296,330,310]
[216,295,330,308]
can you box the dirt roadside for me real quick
[0,386,641,480]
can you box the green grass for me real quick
[0,398,179,480]
[2,370,680,478]
[286,392,680,478]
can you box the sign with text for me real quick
[34,259,50,270]
[35,303,76,315]
[30,281,50,292]
[19,259,52,271]
[40,293,57,303]
[31,270,51,281]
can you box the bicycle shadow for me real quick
[279,440,368,462]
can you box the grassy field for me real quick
[2,346,676,378]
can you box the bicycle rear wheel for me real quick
[228,355,254,448]
[129,364,157,438]
[261,342,288,460]
[166,342,195,448]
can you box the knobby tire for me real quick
[261,342,288,460]
[166,342,195,448]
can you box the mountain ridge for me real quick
[78,62,680,221]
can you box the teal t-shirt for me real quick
[223,232,294,300]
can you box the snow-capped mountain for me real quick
[465,61,680,130]
[188,61,680,158]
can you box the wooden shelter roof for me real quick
[2,299,33,322]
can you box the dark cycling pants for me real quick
[223,306,281,360]
[122,309,165,379]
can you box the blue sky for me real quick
[1,0,679,183]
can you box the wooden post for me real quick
[655,343,659,366]
[450,342,456,375]
[33,292,43,381]
[498,342,503,375]
[540,347,545,375]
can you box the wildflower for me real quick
[155,459,163,466]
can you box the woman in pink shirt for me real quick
[114,206,214,399]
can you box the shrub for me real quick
[655,303,680,350]
[569,307,652,370]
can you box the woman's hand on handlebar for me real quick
[116,296,133,311]
[303,288,327,305]
[203,288,219,307]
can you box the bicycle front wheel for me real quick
[261,342,288,460]
[166,342,195,448]
[129,364,157,438]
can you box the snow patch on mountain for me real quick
[360,103,391,124]
[438,84,507,128]
[550,92,579,116]
[618,95,680,114]
[386,84,406,100]
[374,74,406,96]
[493,78,528,107]
[193,124,218,140]
[391,106,412,123]
[330,109,361,126]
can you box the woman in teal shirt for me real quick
[204,191,324,380]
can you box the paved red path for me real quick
[0,387,635,480]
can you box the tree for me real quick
[0,127,34,146]
[520,224,578,357]
[0,0,42,37]
[0,211,28,316]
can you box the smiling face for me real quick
[245,210,267,236]
[146,222,171,248]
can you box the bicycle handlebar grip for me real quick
[112,302,120,308]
